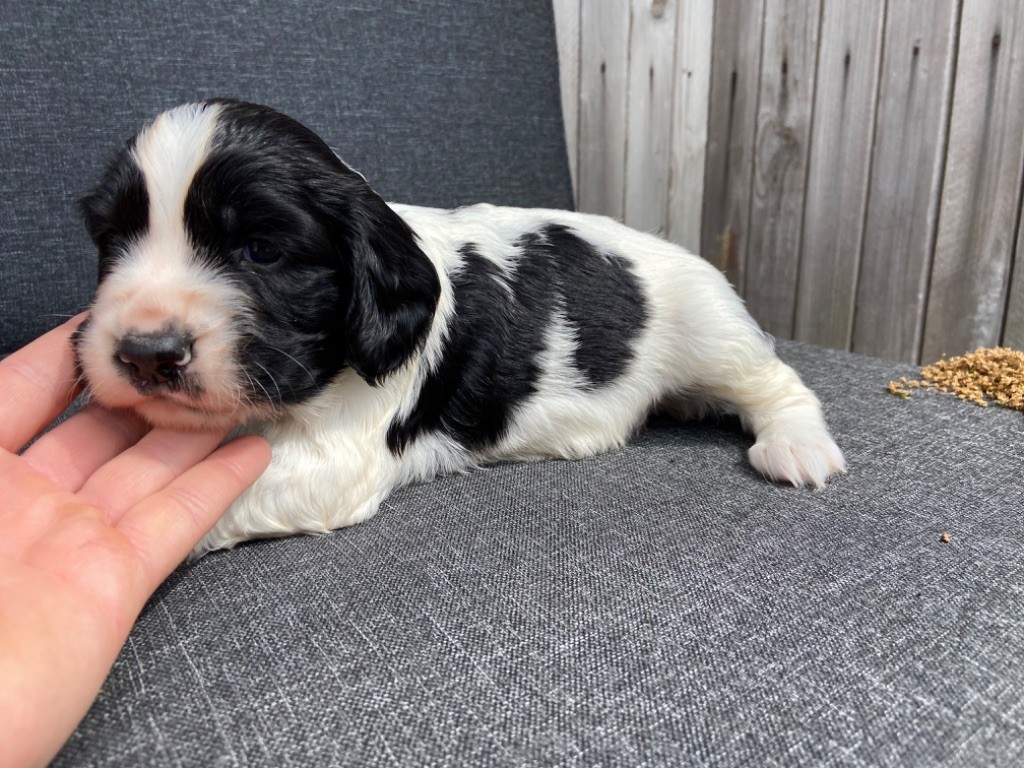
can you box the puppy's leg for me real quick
[729,355,845,487]
[683,322,846,488]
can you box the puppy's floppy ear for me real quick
[77,142,149,252]
[77,189,109,247]
[341,189,440,385]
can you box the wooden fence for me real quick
[554,0,1024,364]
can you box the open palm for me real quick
[0,316,270,768]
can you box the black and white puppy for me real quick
[74,100,846,555]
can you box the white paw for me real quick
[748,429,846,488]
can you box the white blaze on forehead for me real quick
[105,101,234,333]
[132,101,222,238]
[93,100,246,343]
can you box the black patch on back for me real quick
[522,224,647,387]
[388,224,647,454]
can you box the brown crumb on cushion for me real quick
[887,347,1024,412]
[887,379,912,399]
[940,532,951,543]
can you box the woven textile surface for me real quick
[4,2,1022,765]
[0,0,572,354]
[54,343,1024,767]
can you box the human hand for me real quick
[0,315,271,768]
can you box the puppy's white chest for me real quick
[195,370,409,554]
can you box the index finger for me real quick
[0,314,88,453]
[118,435,272,597]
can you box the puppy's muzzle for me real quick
[116,330,194,388]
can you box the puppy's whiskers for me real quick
[267,345,316,386]
[240,369,263,407]
[251,362,282,405]
[230,379,245,412]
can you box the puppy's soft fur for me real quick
[74,100,845,555]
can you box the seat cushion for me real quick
[53,342,1024,767]
[0,0,572,354]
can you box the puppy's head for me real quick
[74,100,439,430]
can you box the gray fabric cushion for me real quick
[0,0,572,355]
[53,342,1024,767]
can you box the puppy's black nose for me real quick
[116,332,194,386]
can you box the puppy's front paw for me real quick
[748,429,846,488]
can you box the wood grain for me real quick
[922,0,1024,360]
[578,2,632,220]
[851,0,959,362]
[666,0,713,253]
[624,0,680,236]
[1003,190,1024,347]
[793,0,884,349]
[552,0,582,207]
[556,0,1024,360]
[700,0,766,288]
[743,0,822,338]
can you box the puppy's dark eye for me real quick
[240,241,280,265]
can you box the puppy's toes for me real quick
[748,429,846,489]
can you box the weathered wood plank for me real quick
[623,0,679,235]
[743,0,822,338]
[1001,188,1024,347]
[851,0,959,363]
[922,0,1024,360]
[793,0,884,349]
[700,0,765,288]
[666,0,713,253]
[578,1,632,220]
[552,0,582,207]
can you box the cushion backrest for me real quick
[0,0,572,354]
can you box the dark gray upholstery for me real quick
[52,343,1024,767]
[0,0,572,355]
[3,2,1022,767]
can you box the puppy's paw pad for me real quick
[748,431,846,488]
